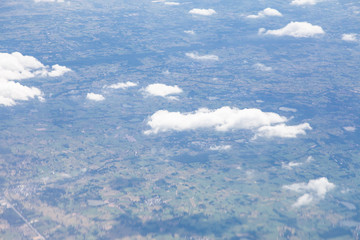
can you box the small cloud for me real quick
[246,8,282,19]
[164,2,180,5]
[306,156,314,162]
[34,0,65,2]
[343,126,356,132]
[186,52,219,61]
[184,30,195,35]
[283,177,335,207]
[145,106,311,139]
[86,93,105,101]
[144,83,183,98]
[282,156,314,170]
[189,8,216,16]
[282,161,303,170]
[255,123,312,138]
[342,33,358,42]
[290,0,325,6]
[106,81,137,89]
[260,21,325,38]
[279,107,297,112]
[254,63,272,71]
[209,145,232,151]
[293,193,314,207]
[47,64,71,77]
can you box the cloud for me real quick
[145,106,311,139]
[106,81,137,89]
[343,126,356,132]
[261,21,325,38]
[0,52,70,106]
[254,63,272,71]
[0,52,71,80]
[255,123,312,138]
[184,30,195,35]
[246,8,282,19]
[0,79,42,106]
[86,93,105,101]
[209,145,232,151]
[283,177,335,207]
[164,2,180,5]
[47,64,72,77]
[144,83,182,99]
[279,107,297,112]
[342,33,358,42]
[282,161,303,170]
[186,52,219,61]
[189,8,216,16]
[290,0,324,6]
[34,0,65,2]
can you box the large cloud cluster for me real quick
[0,52,71,106]
[145,106,311,139]
[260,21,325,38]
[283,177,335,207]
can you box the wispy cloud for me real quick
[254,63,272,71]
[106,81,137,89]
[290,0,325,6]
[164,2,180,5]
[189,8,216,16]
[246,8,282,19]
[260,21,325,38]
[184,30,195,35]
[34,0,65,2]
[186,52,219,61]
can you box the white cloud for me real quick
[86,93,105,101]
[0,52,71,80]
[34,0,64,2]
[189,8,216,16]
[246,8,282,19]
[47,64,72,77]
[209,145,232,151]
[279,107,297,112]
[283,177,335,207]
[290,0,324,6]
[282,161,303,170]
[0,52,70,106]
[255,123,312,138]
[342,33,358,42]
[261,21,325,38]
[106,81,137,89]
[254,63,272,71]
[164,2,180,5]
[0,79,42,106]
[344,126,356,132]
[184,30,195,35]
[186,52,219,61]
[293,193,314,207]
[144,83,183,98]
[145,106,311,139]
